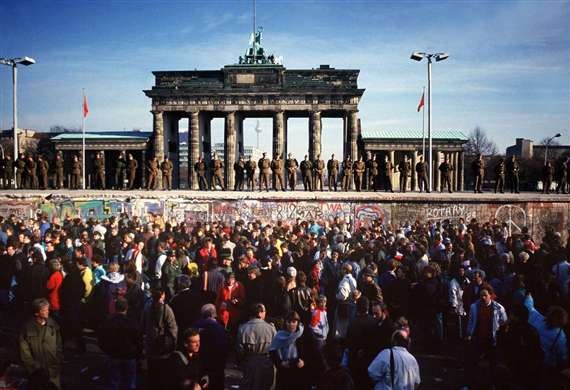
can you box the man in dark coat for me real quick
[127,153,138,190]
[327,153,339,191]
[416,156,429,193]
[471,153,485,193]
[494,158,505,193]
[555,158,568,194]
[15,153,26,189]
[161,156,174,190]
[398,155,411,193]
[37,155,50,190]
[26,154,38,189]
[542,161,554,194]
[71,154,82,189]
[258,152,271,192]
[439,155,453,193]
[341,155,353,191]
[93,151,105,189]
[97,298,143,390]
[271,153,285,191]
[506,155,520,194]
[234,155,246,191]
[286,153,299,191]
[3,155,14,189]
[353,156,365,192]
[300,155,313,191]
[313,154,325,191]
[379,155,393,192]
[346,297,377,390]
[210,153,225,190]
[245,156,257,191]
[115,151,127,189]
[194,156,208,190]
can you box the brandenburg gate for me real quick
[144,37,364,189]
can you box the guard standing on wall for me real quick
[471,153,485,193]
[211,152,225,191]
[26,154,38,190]
[555,158,567,194]
[506,155,520,194]
[245,155,257,191]
[3,155,13,189]
[37,155,50,190]
[368,154,379,191]
[286,153,298,191]
[494,158,505,194]
[147,156,159,190]
[258,152,271,192]
[0,157,5,189]
[161,156,173,190]
[115,151,126,190]
[364,151,373,191]
[194,156,207,191]
[542,161,554,194]
[271,153,285,191]
[341,155,353,192]
[438,155,453,193]
[94,151,106,190]
[379,155,393,193]
[15,153,26,189]
[313,154,325,191]
[415,156,429,193]
[71,154,82,190]
[300,154,313,191]
[127,153,138,190]
[327,153,339,191]
[398,155,411,193]
[54,153,64,190]
[234,155,245,191]
[353,155,365,192]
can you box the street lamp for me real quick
[410,51,449,192]
[544,132,562,164]
[0,56,36,189]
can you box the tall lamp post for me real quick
[0,56,36,189]
[410,51,449,192]
[544,132,562,165]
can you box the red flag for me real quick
[83,95,89,118]
[417,92,424,112]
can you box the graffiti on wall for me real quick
[425,204,476,222]
[0,200,35,219]
[494,204,527,235]
[353,204,390,230]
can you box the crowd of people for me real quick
[2,149,569,194]
[0,209,569,389]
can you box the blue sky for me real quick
[1,0,569,159]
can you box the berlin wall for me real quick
[0,196,568,244]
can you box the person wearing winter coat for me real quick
[449,265,469,339]
[334,263,359,340]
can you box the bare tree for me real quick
[539,137,561,146]
[49,125,80,133]
[464,126,498,156]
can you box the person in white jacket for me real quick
[449,265,470,339]
[368,329,421,390]
[334,263,359,339]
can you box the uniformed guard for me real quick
[494,158,505,194]
[271,153,285,191]
[415,156,429,193]
[313,154,325,191]
[26,154,38,189]
[147,156,159,190]
[566,158,570,194]
[300,155,313,191]
[368,154,379,191]
[3,155,13,189]
[245,155,257,191]
[542,161,554,194]
[194,156,208,190]
[341,155,353,192]
[115,151,127,190]
[398,155,411,193]
[234,155,245,191]
[353,156,365,192]
[438,155,453,193]
[555,158,568,194]
[54,153,64,189]
[379,155,393,193]
[210,153,225,190]
[127,153,138,190]
[94,151,105,190]
[71,154,82,190]
[0,157,5,189]
[327,153,339,191]
[38,155,50,190]
[471,154,485,193]
[364,151,373,191]
[161,156,174,190]
[258,152,271,192]
[506,155,520,194]
[15,153,26,189]
[285,153,298,191]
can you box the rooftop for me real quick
[362,129,468,141]
[51,131,152,141]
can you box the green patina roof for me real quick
[362,129,468,141]
[51,131,151,141]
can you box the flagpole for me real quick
[422,87,426,158]
[82,88,86,190]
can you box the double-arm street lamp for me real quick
[410,51,449,192]
[0,56,36,188]
[544,132,562,164]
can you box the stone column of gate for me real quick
[152,110,164,160]
[452,151,459,191]
[188,111,200,190]
[308,111,322,161]
[411,150,418,191]
[347,110,359,161]
[273,111,286,182]
[225,111,237,190]
[459,151,465,191]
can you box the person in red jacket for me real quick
[46,259,63,321]
[196,237,218,271]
